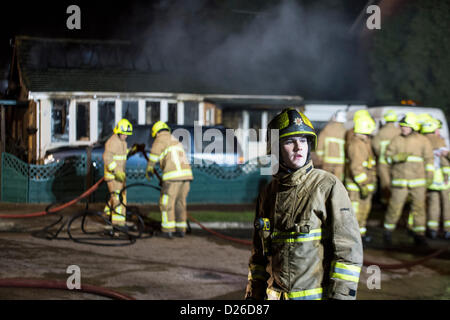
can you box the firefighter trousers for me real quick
[348,190,373,235]
[426,189,450,232]
[384,187,426,235]
[159,180,190,233]
[104,180,127,226]
[377,164,391,204]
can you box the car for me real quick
[43,124,245,167]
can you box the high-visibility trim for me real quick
[354,172,368,184]
[271,229,322,243]
[346,182,375,192]
[111,213,125,222]
[362,159,376,168]
[175,221,187,228]
[149,153,160,162]
[161,211,175,229]
[360,227,367,235]
[444,220,450,228]
[392,179,426,188]
[162,169,193,181]
[112,154,127,161]
[443,167,450,174]
[316,150,325,156]
[378,140,391,164]
[284,288,323,300]
[324,137,345,165]
[352,201,359,214]
[160,194,169,207]
[408,213,414,228]
[425,164,435,172]
[331,262,361,283]
[427,220,439,228]
[104,172,115,180]
[384,223,396,230]
[406,156,424,162]
[160,145,186,161]
[107,161,117,171]
[412,226,426,233]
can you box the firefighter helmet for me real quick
[354,116,376,135]
[152,121,171,138]
[353,109,371,122]
[113,118,133,136]
[383,109,398,122]
[399,112,419,131]
[267,108,317,153]
[420,117,440,134]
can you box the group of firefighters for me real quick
[102,118,193,239]
[315,109,450,246]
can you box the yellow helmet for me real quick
[399,112,419,131]
[420,117,440,134]
[113,118,133,135]
[384,109,397,122]
[354,116,376,135]
[353,109,371,121]
[152,121,171,138]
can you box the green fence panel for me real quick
[0,152,28,202]
[28,156,87,203]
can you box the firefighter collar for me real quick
[276,160,314,186]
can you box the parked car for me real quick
[43,124,245,167]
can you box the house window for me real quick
[76,102,90,141]
[122,101,139,127]
[51,99,70,143]
[168,103,177,124]
[145,101,160,124]
[184,101,198,125]
[98,101,115,141]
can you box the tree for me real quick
[369,0,450,119]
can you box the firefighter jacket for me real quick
[245,160,363,300]
[103,134,128,181]
[385,132,434,188]
[147,131,193,181]
[345,134,377,193]
[371,123,401,165]
[316,121,346,167]
[424,133,450,191]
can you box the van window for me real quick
[122,101,139,127]
[51,99,69,143]
[76,102,90,141]
[98,101,115,142]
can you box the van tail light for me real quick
[238,156,245,164]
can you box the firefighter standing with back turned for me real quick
[146,121,193,239]
[315,110,347,182]
[383,113,434,246]
[102,119,134,234]
[420,116,450,240]
[345,114,377,244]
[371,110,401,205]
[245,108,363,300]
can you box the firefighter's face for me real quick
[280,136,309,169]
[400,126,413,136]
[119,134,128,141]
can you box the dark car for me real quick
[44,124,245,167]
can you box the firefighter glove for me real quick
[145,165,154,181]
[115,170,126,182]
[360,184,370,199]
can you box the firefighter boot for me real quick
[444,231,450,240]
[413,234,429,247]
[426,229,438,240]
[159,231,174,239]
[174,231,185,238]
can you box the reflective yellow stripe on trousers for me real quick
[266,288,323,300]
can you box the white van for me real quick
[358,106,450,147]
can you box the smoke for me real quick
[131,0,363,99]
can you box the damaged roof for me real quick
[14,36,303,98]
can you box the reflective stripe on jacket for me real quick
[148,131,193,181]
[245,161,363,300]
[424,133,449,191]
[385,132,434,188]
[371,123,401,165]
[345,134,377,192]
[316,121,346,165]
[103,134,128,181]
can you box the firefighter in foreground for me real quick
[383,113,434,246]
[371,110,401,205]
[420,116,450,239]
[146,121,193,239]
[315,110,347,181]
[245,108,363,300]
[103,119,135,232]
[345,114,377,244]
